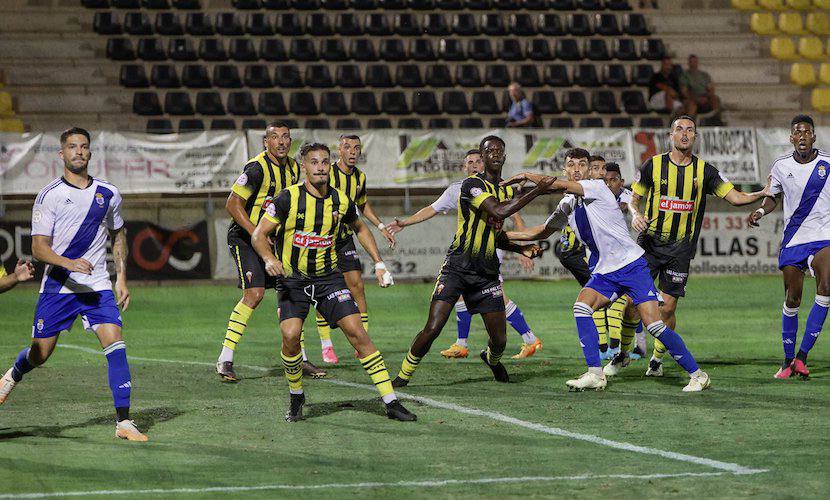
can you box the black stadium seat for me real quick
[603,64,629,87]
[613,39,639,61]
[164,91,194,115]
[398,118,423,129]
[113,0,141,7]
[179,119,205,132]
[233,0,262,9]
[289,91,318,115]
[579,117,604,128]
[410,39,436,61]
[379,39,407,61]
[173,0,202,8]
[544,64,571,86]
[260,39,288,61]
[186,12,213,36]
[120,64,149,87]
[321,39,348,61]
[551,0,577,9]
[143,0,171,8]
[591,90,620,114]
[290,39,318,61]
[381,91,410,114]
[147,119,173,134]
[641,39,666,60]
[306,64,334,87]
[481,13,506,36]
[425,13,451,36]
[499,39,524,61]
[94,12,122,34]
[609,116,634,127]
[230,39,258,61]
[622,90,648,114]
[567,13,593,36]
[396,64,423,87]
[138,38,167,60]
[550,117,574,128]
[439,39,466,61]
[472,91,500,114]
[366,65,393,87]
[443,91,471,114]
[199,39,228,61]
[608,0,632,9]
[365,13,393,36]
[459,118,483,128]
[456,65,482,87]
[336,64,363,87]
[321,91,349,114]
[468,39,495,61]
[585,39,611,61]
[182,64,211,87]
[151,64,180,87]
[428,118,453,129]
[394,13,421,36]
[258,92,287,114]
[84,0,112,7]
[533,90,560,114]
[336,13,362,35]
[412,91,439,114]
[352,0,378,8]
[275,65,303,87]
[124,12,152,35]
[527,39,553,61]
[263,0,290,8]
[245,64,273,87]
[337,118,362,129]
[213,64,242,88]
[514,64,541,87]
[579,0,604,10]
[623,13,650,36]
[350,39,378,61]
[133,91,162,115]
[555,39,581,61]
[453,13,479,36]
[489,118,507,128]
[538,14,565,36]
[639,116,664,127]
[210,119,237,130]
[351,91,379,114]
[278,14,303,36]
[562,91,589,114]
[246,13,274,36]
[306,13,333,36]
[485,64,510,86]
[509,13,536,36]
[305,119,330,129]
[574,64,600,87]
[169,38,197,61]
[596,13,622,36]
[425,65,453,87]
[156,12,184,36]
[367,118,392,129]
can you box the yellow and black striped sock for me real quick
[398,350,422,381]
[360,312,369,333]
[360,351,395,401]
[653,339,667,361]
[620,320,638,354]
[593,309,608,348]
[608,297,627,348]
[486,346,503,366]
[223,301,254,351]
[281,351,304,393]
[316,313,332,343]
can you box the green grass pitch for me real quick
[0,275,828,498]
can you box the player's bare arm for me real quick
[251,217,283,277]
[225,192,257,236]
[351,218,390,288]
[32,235,93,275]
[723,175,774,206]
[359,200,396,249]
[479,175,555,220]
[110,226,130,311]
[388,206,438,234]
[627,192,651,232]
[0,260,35,293]
[748,193,780,227]
[496,232,542,259]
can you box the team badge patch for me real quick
[36,319,44,332]
[236,173,248,186]
[471,187,483,197]
[32,210,42,223]
[819,164,827,179]
[265,202,276,218]
[95,193,105,207]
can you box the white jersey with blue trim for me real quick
[547,180,643,275]
[31,177,124,294]
[430,180,506,262]
[769,150,830,249]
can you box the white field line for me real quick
[57,344,768,476]
[0,472,734,499]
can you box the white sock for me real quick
[690,369,703,378]
[382,393,396,404]
[321,339,333,349]
[650,355,661,364]
[456,338,468,347]
[301,349,308,362]
[521,332,537,344]
[218,346,234,363]
[588,366,604,376]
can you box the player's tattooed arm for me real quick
[111,226,131,311]
[251,216,284,277]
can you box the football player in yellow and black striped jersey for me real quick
[250,142,416,422]
[626,115,771,376]
[392,135,551,388]
[216,121,326,381]
[0,259,35,294]
[314,134,396,364]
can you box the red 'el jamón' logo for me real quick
[658,198,694,213]
[292,232,333,249]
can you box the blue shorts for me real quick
[585,258,659,306]
[32,291,122,338]
[779,240,830,271]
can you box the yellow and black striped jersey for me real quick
[446,173,516,276]
[264,184,358,279]
[0,263,6,279]
[228,151,301,242]
[560,225,584,253]
[329,162,367,240]
[632,153,734,254]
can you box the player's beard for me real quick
[64,160,89,175]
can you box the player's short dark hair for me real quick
[266,121,292,131]
[791,114,814,130]
[588,155,605,163]
[300,142,330,158]
[671,115,696,129]
[565,148,590,161]
[465,148,480,157]
[605,162,621,174]
[479,135,505,151]
[339,134,361,142]
[60,127,91,145]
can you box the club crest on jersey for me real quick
[36,319,44,332]
[95,193,105,208]
[236,173,248,186]
[293,231,333,249]
[819,164,827,179]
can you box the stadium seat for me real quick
[394,13,421,36]
[771,36,799,59]
[336,13,362,35]
[469,39,495,61]
[574,64,600,87]
[527,39,553,60]
[603,64,629,86]
[113,0,140,7]
[439,39,467,60]
[260,39,288,61]
[322,0,349,8]
[592,90,620,114]
[514,65,541,87]
[538,14,565,36]
[124,12,153,35]
[425,13,452,36]
[779,12,806,35]
[457,65,483,87]
[381,91,410,114]
[488,117,506,127]
[306,65,334,87]
[294,0,322,9]
[451,13,478,36]
[623,13,650,36]
[241,118,267,130]
[350,39,378,61]
[806,12,830,35]
[428,118,453,129]
[258,92,287,114]
[579,117,604,128]
[622,90,648,114]
[199,39,228,61]
[813,0,830,10]
[815,88,830,112]
[459,118,484,128]
[168,38,197,61]
[353,0,378,9]
[632,63,654,85]
[396,65,424,87]
[94,12,122,34]
[413,91,440,114]
[0,93,16,116]
[596,14,622,36]
[120,64,149,87]
[245,65,274,88]
[173,0,202,8]
[164,91,193,115]
[213,65,242,88]
[580,0,604,10]
[178,119,204,132]
[567,14,593,36]
[321,39,348,61]
[555,39,582,61]
[233,0,261,8]
[609,116,634,127]
[351,91,379,114]
[750,12,779,35]
[138,38,167,61]
[228,90,256,115]
[730,0,758,9]
[365,13,392,36]
[380,39,407,61]
[411,39,437,61]
[156,12,184,36]
[545,65,571,86]
[550,117,574,128]
[133,91,162,115]
[640,39,666,60]
[613,38,639,60]
[305,13,333,37]
[196,91,227,115]
[151,64,180,88]
[186,12,214,36]
[367,118,392,129]
[607,0,632,9]
[790,62,817,86]
[585,39,611,61]
[639,116,663,127]
[289,91,318,115]
[290,39,318,61]
[275,65,303,87]
[147,119,174,134]
[758,0,786,9]
[278,14,303,36]
[426,65,453,87]
[409,0,435,9]
[499,39,525,61]
[83,0,111,7]
[492,0,520,9]
[210,119,237,130]
[533,90,560,114]
[472,91,500,114]
[485,64,511,86]
[143,0,171,8]
[551,0,577,9]
[230,39,258,61]
[337,118,362,129]
[481,13,507,36]
[562,91,589,113]
[182,64,211,87]
[366,64,393,87]
[398,118,423,128]
[820,63,830,84]
[321,92,349,114]
[798,36,825,60]
[336,64,363,87]
[509,14,536,36]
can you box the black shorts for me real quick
[228,237,278,290]
[278,273,360,326]
[336,237,363,274]
[554,241,592,287]
[637,234,692,298]
[432,264,505,315]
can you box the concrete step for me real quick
[660,34,764,59]
[0,11,85,34]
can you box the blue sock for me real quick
[646,321,699,374]
[574,302,601,368]
[455,302,472,346]
[782,304,799,360]
[798,295,829,356]
[506,301,532,337]
[11,348,35,382]
[104,341,131,410]
[636,321,643,334]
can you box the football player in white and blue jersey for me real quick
[0,128,147,441]
[505,160,726,392]
[749,114,830,380]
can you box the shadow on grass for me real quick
[0,406,184,441]
[304,398,387,420]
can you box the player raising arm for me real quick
[0,260,35,293]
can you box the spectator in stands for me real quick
[680,54,721,119]
[648,56,684,116]
[506,82,538,128]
